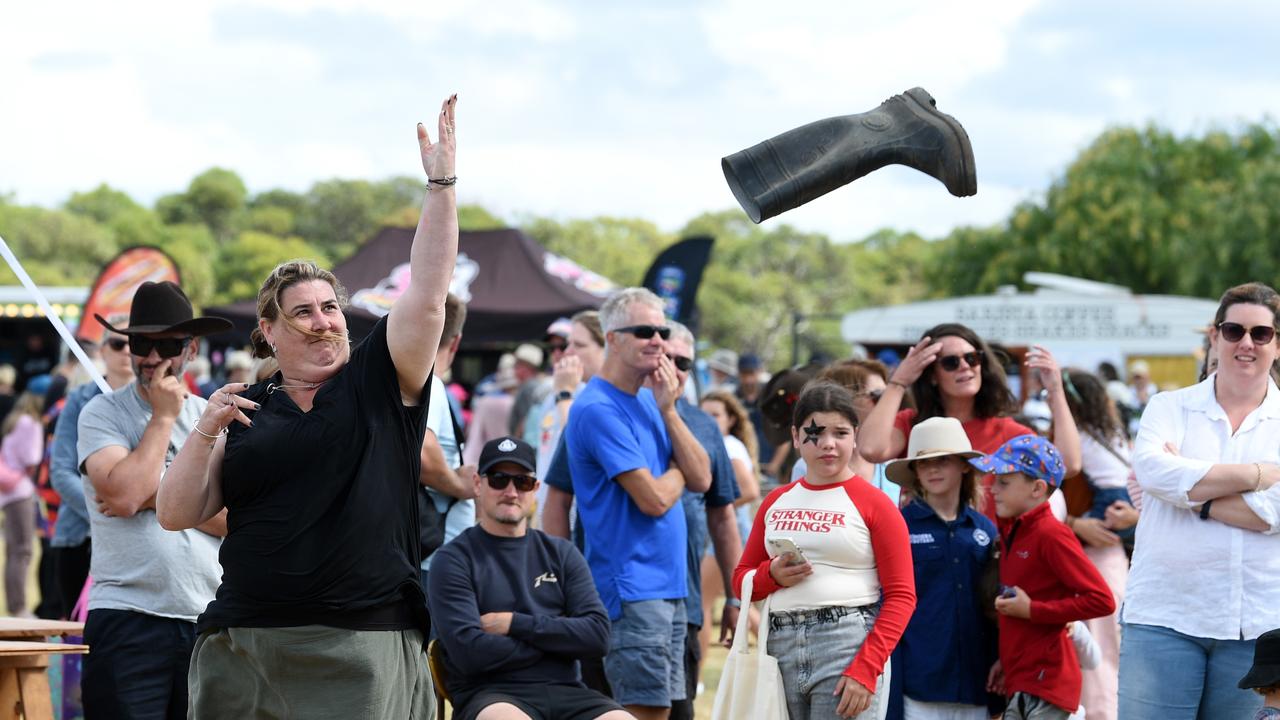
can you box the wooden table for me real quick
[0,619,89,720]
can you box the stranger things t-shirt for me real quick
[197,317,430,634]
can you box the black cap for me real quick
[1238,628,1280,689]
[478,436,536,476]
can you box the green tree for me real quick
[163,224,219,308]
[64,184,143,225]
[0,203,118,285]
[157,168,248,243]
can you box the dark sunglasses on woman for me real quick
[128,336,193,359]
[1217,322,1276,345]
[614,324,671,340]
[105,338,129,352]
[938,351,983,372]
[485,471,537,492]
[666,354,694,372]
[858,388,884,404]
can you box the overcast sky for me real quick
[4,0,1279,242]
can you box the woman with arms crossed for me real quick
[1120,282,1280,719]
[158,95,459,719]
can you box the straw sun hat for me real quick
[884,417,981,487]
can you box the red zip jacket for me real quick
[998,502,1115,712]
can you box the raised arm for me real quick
[1030,347,1082,476]
[650,356,711,492]
[859,336,939,462]
[386,95,459,402]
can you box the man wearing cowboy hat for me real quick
[76,281,232,720]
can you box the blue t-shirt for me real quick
[894,498,998,707]
[564,377,684,620]
[676,398,739,628]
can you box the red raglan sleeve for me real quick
[842,483,917,692]
[732,484,790,602]
[1028,525,1116,625]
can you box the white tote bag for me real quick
[710,569,790,720]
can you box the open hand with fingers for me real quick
[889,336,941,387]
[419,94,457,183]
[194,383,259,440]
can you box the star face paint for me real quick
[802,418,825,445]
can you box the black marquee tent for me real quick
[206,226,615,347]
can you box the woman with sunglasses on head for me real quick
[734,381,915,720]
[1119,282,1280,718]
[158,95,459,718]
[859,323,1081,521]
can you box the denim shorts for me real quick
[766,603,890,720]
[604,598,686,708]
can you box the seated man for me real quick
[428,436,633,720]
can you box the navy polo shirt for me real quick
[895,498,999,706]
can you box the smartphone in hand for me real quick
[766,537,808,566]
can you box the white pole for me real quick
[0,234,110,394]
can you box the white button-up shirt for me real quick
[1125,375,1280,641]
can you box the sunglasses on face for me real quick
[548,342,568,353]
[105,338,129,352]
[667,354,694,372]
[485,471,537,492]
[1217,322,1276,345]
[938,351,983,372]
[614,324,671,340]
[128,336,193,359]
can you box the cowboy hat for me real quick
[884,416,982,487]
[95,281,232,337]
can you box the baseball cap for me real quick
[968,434,1065,487]
[478,436,537,476]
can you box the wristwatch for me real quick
[1199,499,1213,520]
[555,390,574,402]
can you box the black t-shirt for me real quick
[196,317,430,634]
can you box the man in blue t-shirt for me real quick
[563,288,711,720]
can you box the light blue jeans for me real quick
[1118,622,1261,719]
[767,604,889,720]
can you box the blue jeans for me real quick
[767,604,890,720]
[1118,622,1261,719]
[605,599,686,708]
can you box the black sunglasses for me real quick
[105,338,129,352]
[128,336,193,359]
[614,324,671,340]
[486,471,537,492]
[667,354,694,372]
[1218,322,1276,345]
[857,388,884,404]
[938,351,983,372]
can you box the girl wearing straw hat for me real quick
[884,417,996,720]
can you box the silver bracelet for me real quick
[192,423,228,441]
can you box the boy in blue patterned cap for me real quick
[970,435,1115,720]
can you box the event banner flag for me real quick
[642,235,715,329]
[79,246,181,344]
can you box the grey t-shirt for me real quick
[77,382,222,622]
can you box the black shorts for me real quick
[455,683,623,720]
